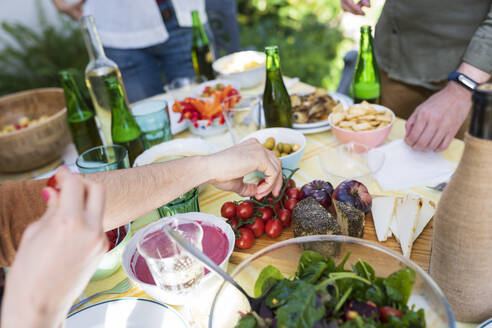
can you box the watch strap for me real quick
[447,71,478,91]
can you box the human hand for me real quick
[341,0,370,15]
[405,83,471,152]
[1,168,107,328]
[205,139,283,200]
[52,0,86,20]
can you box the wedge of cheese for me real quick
[371,196,398,242]
[390,198,402,242]
[413,199,436,242]
[394,195,421,258]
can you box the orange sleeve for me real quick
[0,179,47,268]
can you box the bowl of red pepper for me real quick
[92,223,132,281]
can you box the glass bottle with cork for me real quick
[429,83,492,322]
[262,45,292,128]
[81,15,128,145]
[352,25,381,104]
[191,10,215,80]
[59,70,103,154]
[105,77,144,166]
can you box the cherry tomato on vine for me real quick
[258,207,274,222]
[379,306,403,323]
[221,201,237,219]
[265,196,281,212]
[245,217,265,238]
[284,198,298,212]
[286,187,300,200]
[278,209,292,227]
[229,218,239,229]
[237,202,254,219]
[235,228,254,249]
[286,180,296,189]
[265,219,282,238]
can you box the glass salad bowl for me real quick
[208,235,455,328]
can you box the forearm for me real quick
[87,155,214,231]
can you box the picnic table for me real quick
[0,80,474,327]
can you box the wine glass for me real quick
[137,217,204,327]
[221,94,261,145]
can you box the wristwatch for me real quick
[447,71,478,91]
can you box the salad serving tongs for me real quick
[163,225,268,312]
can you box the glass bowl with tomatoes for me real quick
[208,235,455,328]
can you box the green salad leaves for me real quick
[234,250,425,328]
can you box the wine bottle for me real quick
[59,70,103,154]
[262,45,292,128]
[105,77,144,166]
[353,26,381,104]
[191,10,216,80]
[429,83,492,322]
[81,15,128,145]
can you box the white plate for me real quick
[66,298,188,328]
[479,319,492,328]
[294,124,332,135]
[291,91,353,129]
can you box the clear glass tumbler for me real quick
[131,100,172,149]
[76,144,129,173]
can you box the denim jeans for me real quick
[104,2,215,103]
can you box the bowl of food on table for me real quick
[92,223,132,280]
[209,235,455,328]
[0,88,71,173]
[241,128,306,172]
[329,101,395,149]
[290,88,352,134]
[191,79,241,99]
[121,213,235,305]
[172,83,241,137]
[212,51,266,88]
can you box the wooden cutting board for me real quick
[230,212,433,272]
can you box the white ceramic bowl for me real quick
[212,51,266,89]
[191,79,241,98]
[186,112,233,137]
[240,128,306,172]
[122,213,235,305]
[133,138,218,167]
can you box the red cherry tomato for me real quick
[229,218,239,229]
[237,202,254,220]
[221,202,237,219]
[46,175,59,190]
[258,207,274,222]
[265,219,283,238]
[286,180,296,189]
[286,187,300,200]
[278,209,292,227]
[257,178,266,186]
[245,217,265,238]
[284,198,298,212]
[265,196,281,213]
[379,306,403,323]
[235,228,255,249]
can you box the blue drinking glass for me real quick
[131,100,172,149]
[76,145,129,173]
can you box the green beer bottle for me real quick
[262,45,292,128]
[105,77,144,166]
[353,25,381,104]
[59,70,103,154]
[191,10,216,80]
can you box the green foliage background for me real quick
[0,0,351,96]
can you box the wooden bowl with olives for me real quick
[241,128,306,172]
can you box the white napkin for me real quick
[370,140,455,191]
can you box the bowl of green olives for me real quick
[241,128,306,172]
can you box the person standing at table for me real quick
[341,0,491,152]
[52,0,215,103]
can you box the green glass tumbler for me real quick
[131,100,172,149]
[158,187,200,217]
[76,144,130,173]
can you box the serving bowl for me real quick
[186,112,233,137]
[209,235,455,328]
[329,104,395,149]
[0,88,70,173]
[212,51,266,88]
[92,223,132,281]
[122,213,235,305]
[241,128,306,172]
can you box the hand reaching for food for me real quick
[1,168,107,328]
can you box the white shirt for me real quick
[83,0,207,49]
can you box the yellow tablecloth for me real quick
[76,81,475,327]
